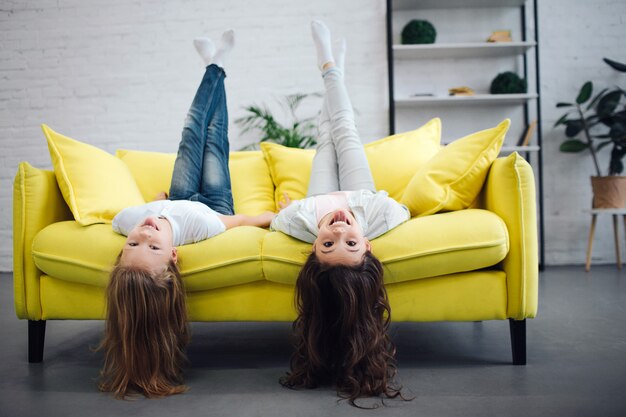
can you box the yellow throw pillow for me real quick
[116,149,176,202]
[42,124,145,226]
[117,149,276,216]
[229,151,276,215]
[401,119,511,217]
[260,142,315,210]
[364,118,441,201]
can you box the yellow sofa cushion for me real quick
[401,119,510,217]
[262,209,509,286]
[42,125,145,225]
[260,142,315,210]
[229,151,276,215]
[260,118,442,208]
[117,149,275,216]
[365,117,441,201]
[32,221,269,291]
[116,149,176,202]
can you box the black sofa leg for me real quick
[28,320,46,363]
[509,319,526,365]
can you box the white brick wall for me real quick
[539,0,626,265]
[1,0,625,271]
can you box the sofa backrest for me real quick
[116,149,276,216]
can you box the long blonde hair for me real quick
[98,256,189,398]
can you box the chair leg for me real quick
[509,319,526,365]
[28,320,46,363]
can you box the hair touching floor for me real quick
[280,251,404,408]
[98,257,189,399]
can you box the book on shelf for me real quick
[517,119,537,147]
[487,30,512,43]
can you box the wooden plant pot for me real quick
[591,176,626,208]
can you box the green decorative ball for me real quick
[490,72,527,94]
[401,20,436,44]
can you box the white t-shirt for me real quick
[270,189,410,244]
[112,200,226,246]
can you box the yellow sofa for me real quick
[13,119,537,365]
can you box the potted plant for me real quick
[235,93,320,149]
[555,58,626,208]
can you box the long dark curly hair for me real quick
[280,251,402,407]
[98,255,189,399]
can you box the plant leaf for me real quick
[604,57,626,72]
[597,140,613,151]
[560,139,588,152]
[597,90,623,118]
[554,113,569,127]
[565,120,583,137]
[556,102,573,108]
[610,147,625,175]
[235,93,321,149]
[576,81,593,104]
[610,121,626,141]
[611,160,624,175]
[587,88,609,110]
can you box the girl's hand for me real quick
[219,212,276,229]
[278,193,293,210]
[153,191,168,201]
[257,211,277,227]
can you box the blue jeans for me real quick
[169,64,234,215]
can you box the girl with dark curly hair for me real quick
[273,21,410,406]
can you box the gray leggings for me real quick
[306,68,376,197]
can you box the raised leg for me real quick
[28,320,46,363]
[321,68,375,192]
[169,64,234,215]
[198,71,233,215]
[613,214,621,269]
[585,214,597,272]
[307,100,339,197]
[509,319,526,365]
[310,21,374,193]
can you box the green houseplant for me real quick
[554,58,626,207]
[235,93,320,150]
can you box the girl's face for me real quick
[120,216,177,274]
[314,209,371,266]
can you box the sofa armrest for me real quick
[477,152,538,319]
[13,162,72,319]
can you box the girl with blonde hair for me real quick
[99,30,274,398]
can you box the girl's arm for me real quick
[218,212,276,230]
[219,193,294,229]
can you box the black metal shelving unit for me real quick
[386,0,545,269]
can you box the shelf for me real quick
[440,142,539,153]
[387,0,544,267]
[393,42,536,59]
[501,145,540,153]
[392,0,525,10]
[395,93,538,106]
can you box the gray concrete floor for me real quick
[1,266,625,417]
